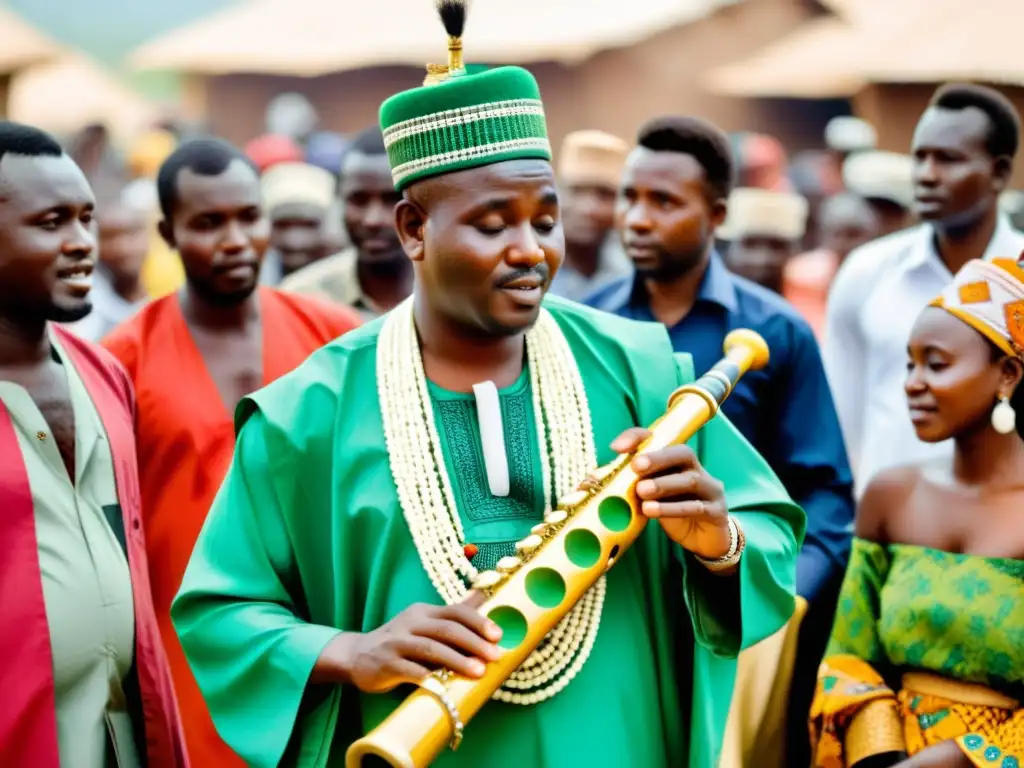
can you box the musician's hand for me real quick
[611,427,732,563]
[312,594,503,693]
[892,740,973,767]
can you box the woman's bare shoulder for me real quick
[854,465,923,542]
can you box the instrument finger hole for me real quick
[598,495,633,532]
[564,529,601,568]
[525,567,566,609]
[607,544,620,569]
[486,606,529,650]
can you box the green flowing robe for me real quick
[172,296,804,768]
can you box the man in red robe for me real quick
[0,121,187,767]
[102,137,360,767]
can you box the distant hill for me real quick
[8,0,236,99]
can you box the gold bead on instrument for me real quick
[514,535,543,555]
[556,490,590,509]
[345,328,771,768]
[589,461,619,482]
[543,509,568,525]
[495,556,522,573]
[471,570,505,590]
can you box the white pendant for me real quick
[992,397,1017,435]
[472,381,511,496]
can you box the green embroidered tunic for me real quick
[171,297,804,768]
[429,370,542,572]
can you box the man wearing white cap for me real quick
[841,150,915,236]
[825,83,1024,496]
[549,130,633,301]
[260,161,337,280]
[825,116,877,157]
[719,187,809,293]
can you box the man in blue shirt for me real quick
[585,117,853,759]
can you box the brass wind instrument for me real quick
[346,329,771,768]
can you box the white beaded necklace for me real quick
[378,298,604,704]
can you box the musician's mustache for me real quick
[495,266,550,289]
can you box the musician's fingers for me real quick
[414,619,502,662]
[611,427,651,453]
[631,443,699,477]
[387,659,432,687]
[461,590,488,610]
[392,636,488,679]
[640,498,727,520]
[439,603,503,643]
[635,469,706,500]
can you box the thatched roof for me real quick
[129,0,742,76]
[0,6,61,73]
[8,54,161,143]
[704,0,1019,98]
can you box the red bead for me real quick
[463,543,479,559]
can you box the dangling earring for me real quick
[991,395,1017,434]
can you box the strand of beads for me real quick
[494,577,606,705]
[378,303,472,601]
[377,300,605,704]
[504,311,604,696]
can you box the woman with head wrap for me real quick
[810,258,1024,767]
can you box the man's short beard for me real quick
[442,302,540,340]
[358,247,408,272]
[48,302,93,324]
[932,196,994,236]
[186,275,258,308]
[484,314,539,338]
[636,244,707,283]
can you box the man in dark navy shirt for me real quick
[586,115,852,601]
[585,117,853,758]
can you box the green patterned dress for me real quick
[811,537,1024,768]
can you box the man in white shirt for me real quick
[824,83,1024,495]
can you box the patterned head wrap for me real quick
[930,258,1024,357]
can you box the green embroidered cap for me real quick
[380,66,552,191]
[378,1,551,190]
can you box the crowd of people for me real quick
[0,3,1021,767]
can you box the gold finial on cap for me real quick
[424,63,451,86]
[447,33,464,73]
[425,0,468,85]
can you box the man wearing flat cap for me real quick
[549,130,632,301]
[719,187,810,294]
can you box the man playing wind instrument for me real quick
[172,3,804,766]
